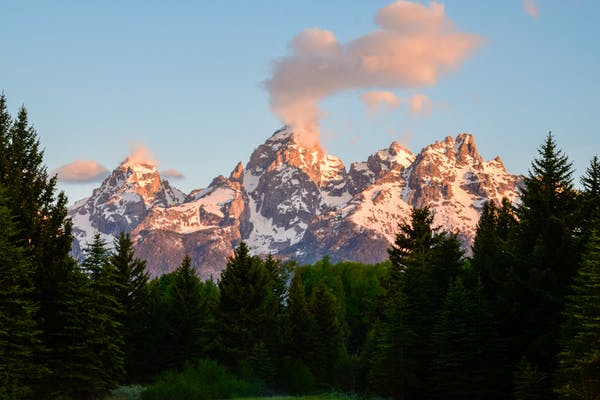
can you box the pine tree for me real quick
[513,358,550,400]
[382,207,463,397]
[0,191,46,399]
[81,233,110,279]
[166,255,204,368]
[515,132,579,370]
[471,199,517,395]
[308,282,344,386]
[431,278,502,399]
[110,232,150,378]
[217,242,278,370]
[286,271,314,362]
[46,266,107,399]
[0,94,11,179]
[555,231,600,400]
[580,156,600,243]
[82,234,125,390]
[388,207,440,266]
[369,283,417,399]
[0,96,87,397]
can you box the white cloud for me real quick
[55,160,109,183]
[523,0,539,18]
[361,91,401,115]
[265,0,481,145]
[161,168,184,179]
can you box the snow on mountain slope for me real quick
[68,157,185,257]
[243,126,353,255]
[347,134,520,251]
[69,128,522,277]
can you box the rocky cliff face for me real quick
[69,128,521,279]
[68,157,185,258]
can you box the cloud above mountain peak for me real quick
[265,0,481,145]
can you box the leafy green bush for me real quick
[141,359,261,400]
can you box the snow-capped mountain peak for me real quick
[68,158,185,258]
[69,128,522,279]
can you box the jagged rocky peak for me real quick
[245,126,347,188]
[97,157,162,206]
[412,133,481,168]
[104,157,184,207]
[454,133,483,165]
[349,141,415,193]
[229,161,244,182]
[381,141,415,167]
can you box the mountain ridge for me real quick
[68,128,522,278]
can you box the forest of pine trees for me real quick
[1,93,599,400]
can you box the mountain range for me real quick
[68,128,521,279]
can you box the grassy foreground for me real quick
[234,394,361,400]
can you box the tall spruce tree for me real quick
[308,282,345,386]
[382,207,463,397]
[515,132,579,370]
[369,280,417,399]
[166,255,204,368]
[82,234,125,390]
[287,271,314,363]
[580,156,600,244]
[431,278,502,399]
[110,232,150,379]
[0,191,45,399]
[471,199,517,395]
[0,95,90,398]
[47,265,109,399]
[217,242,279,371]
[555,231,600,400]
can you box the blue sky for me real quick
[1,1,599,203]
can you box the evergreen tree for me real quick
[515,132,579,370]
[82,234,125,390]
[579,156,600,243]
[471,199,517,395]
[217,242,278,371]
[381,207,463,397]
[308,282,344,386]
[141,274,174,377]
[555,231,600,400]
[369,283,416,399]
[166,255,204,368]
[286,271,314,362]
[431,278,501,399]
[513,358,550,400]
[0,94,11,179]
[262,254,288,366]
[110,232,150,378]
[81,233,110,279]
[388,207,440,266]
[0,191,46,399]
[472,199,518,298]
[0,95,87,397]
[46,266,109,399]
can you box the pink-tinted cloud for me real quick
[523,0,539,18]
[266,0,481,144]
[124,144,158,166]
[161,168,184,179]
[361,91,401,115]
[409,94,433,115]
[55,160,109,183]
